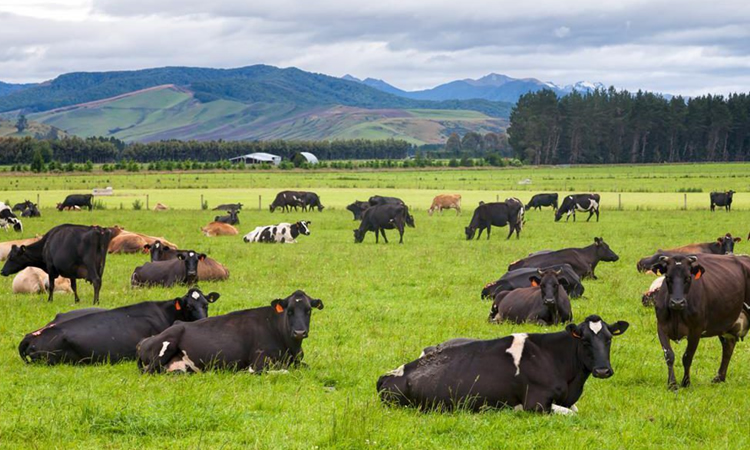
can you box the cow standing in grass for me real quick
[710,191,735,212]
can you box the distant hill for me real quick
[343,72,607,103]
[0,117,67,139]
[29,85,504,145]
[0,81,37,97]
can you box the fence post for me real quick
[259,195,262,211]
[684,194,687,210]
[496,194,499,202]
[618,194,622,211]
[146,194,149,211]
[200,194,204,210]
[37,193,40,208]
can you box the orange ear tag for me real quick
[275,304,284,313]
[531,280,539,287]
[174,301,182,311]
[572,331,581,338]
[694,271,702,280]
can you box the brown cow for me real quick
[1,236,41,261]
[201,222,238,237]
[648,254,750,389]
[154,203,169,211]
[108,229,179,254]
[428,194,462,216]
[12,267,73,294]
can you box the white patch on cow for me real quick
[505,333,528,376]
[189,252,195,257]
[386,364,405,377]
[419,350,426,358]
[589,199,599,211]
[295,298,301,303]
[589,321,603,334]
[155,242,160,248]
[570,404,579,413]
[158,341,170,357]
[191,291,200,299]
[647,276,665,294]
[167,350,202,373]
[551,404,577,415]
[675,262,682,266]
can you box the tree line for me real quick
[507,88,750,164]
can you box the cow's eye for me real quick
[287,310,294,316]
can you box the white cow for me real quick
[13,267,73,294]
[242,221,311,244]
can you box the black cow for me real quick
[508,237,619,279]
[21,203,41,218]
[481,264,584,300]
[18,288,219,365]
[354,204,412,244]
[213,203,243,211]
[464,201,523,240]
[1,224,113,303]
[347,201,371,220]
[710,191,735,212]
[137,290,323,374]
[636,234,742,272]
[555,194,600,222]
[648,254,750,389]
[0,204,22,232]
[12,200,33,212]
[301,192,325,212]
[214,209,240,225]
[489,269,573,326]
[526,193,558,211]
[131,250,206,287]
[57,194,93,211]
[368,195,405,207]
[377,315,629,414]
[269,191,306,212]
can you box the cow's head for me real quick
[353,229,365,243]
[405,212,415,228]
[481,280,499,299]
[727,190,735,198]
[1,245,33,276]
[5,216,22,232]
[594,237,619,262]
[174,287,220,321]
[464,226,476,240]
[649,255,704,311]
[296,221,311,236]
[718,233,741,254]
[566,315,629,378]
[144,240,173,261]
[176,251,206,284]
[56,203,63,211]
[271,290,324,341]
[269,204,276,213]
[530,269,564,308]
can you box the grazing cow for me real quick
[131,250,206,287]
[636,234,742,272]
[144,241,230,281]
[354,204,412,244]
[0,203,23,232]
[301,192,325,212]
[57,194,93,211]
[464,201,523,240]
[12,267,73,294]
[21,203,41,217]
[377,315,629,413]
[201,222,238,237]
[555,194,600,222]
[18,288,219,365]
[526,193,559,211]
[347,201,371,220]
[107,229,178,254]
[648,254,750,389]
[243,221,311,244]
[710,191,735,212]
[214,209,240,225]
[428,194,462,216]
[0,224,113,304]
[481,264,584,300]
[368,195,405,207]
[508,237,619,279]
[269,191,306,212]
[1,236,41,261]
[137,290,323,374]
[213,203,243,211]
[489,269,573,326]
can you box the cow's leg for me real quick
[680,332,701,388]
[47,273,58,303]
[586,210,594,222]
[711,203,715,212]
[486,226,491,240]
[398,224,404,244]
[595,208,599,222]
[92,276,102,305]
[714,336,737,383]
[69,278,81,303]
[381,229,389,244]
[657,326,678,390]
[476,227,484,240]
[506,225,514,240]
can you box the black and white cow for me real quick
[269,191,306,212]
[0,203,22,232]
[555,194,601,222]
[377,315,629,414]
[242,221,311,244]
[710,191,735,212]
[137,290,323,374]
[18,288,219,365]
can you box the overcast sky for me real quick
[1,0,749,96]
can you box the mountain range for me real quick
[0,66,605,144]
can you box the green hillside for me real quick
[31,86,506,144]
[0,117,67,139]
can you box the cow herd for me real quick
[1,188,749,416]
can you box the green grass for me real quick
[2,166,750,448]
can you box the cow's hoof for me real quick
[712,375,725,384]
[668,382,679,391]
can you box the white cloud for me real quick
[554,26,571,38]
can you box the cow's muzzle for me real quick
[669,298,687,310]
[593,367,613,379]
[544,298,555,306]
[292,329,308,340]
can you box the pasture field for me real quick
[1,166,750,449]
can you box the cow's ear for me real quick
[176,253,185,260]
[566,323,582,339]
[198,253,207,261]
[608,321,629,336]
[529,276,541,287]
[206,292,220,303]
[717,237,724,244]
[691,264,705,280]
[594,237,601,245]
[271,299,288,313]
[310,299,324,310]
[734,237,742,243]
